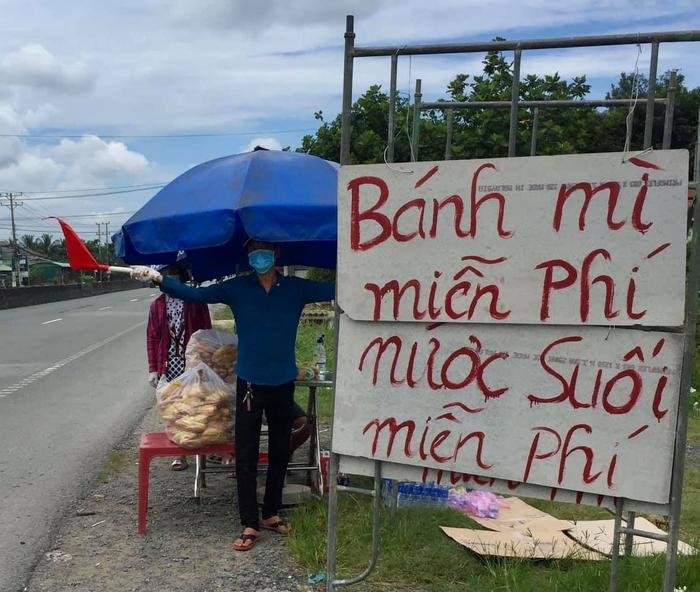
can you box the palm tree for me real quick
[21,234,37,250]
[55,239,67,260]
[38,233,58,258]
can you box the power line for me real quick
[21,185,164,201]
[0,127,315,139]
[10,182,169,194]
[9,210,135,221]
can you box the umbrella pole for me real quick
[107,266,135,276]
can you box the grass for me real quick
[288,469,700,592]
[689,415,700,444]
[213,305,233,321]
[98,450,130,483]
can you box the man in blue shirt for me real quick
[134,240,334,551]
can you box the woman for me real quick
[146,263,212,470]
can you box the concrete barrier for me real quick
[0,280,145,310]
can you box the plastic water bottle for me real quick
[397,483,408,507]
[438,486,449,508]
[429,484,439,507]
[414,483,425,507]
[315,334,326,379]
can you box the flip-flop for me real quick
[233,531,260,552]
[170,459,188,471]
[261,518,290,534]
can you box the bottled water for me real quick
[315,334,326,378]
[391,481,451,508]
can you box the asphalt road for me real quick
[0,288,158,592]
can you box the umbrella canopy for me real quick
[115,149,338,280]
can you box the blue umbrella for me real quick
[115,149,338,281]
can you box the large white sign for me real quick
[332,314,683,504]
[337,151,688,326]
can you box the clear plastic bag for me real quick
[185,328,238,384]
[156,362,234,448]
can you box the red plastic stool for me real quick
[137,432,234,535]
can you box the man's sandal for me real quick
[261,518,291,534]
[233,531,260,552]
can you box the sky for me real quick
[0,0,699,244]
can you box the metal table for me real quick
[193,377,332,498]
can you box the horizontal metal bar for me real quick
[337,484,376,497]
[619,527,669,543]
[353,30,700,57]
[420,98,666,110]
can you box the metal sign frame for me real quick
[328,15,700,592]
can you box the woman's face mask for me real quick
[248,249,275,274]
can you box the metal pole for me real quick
[420,98,667,109]
[353,30,700,57]
[411,78,422,162]
[609,498,624,592]
[530,107,539,156]
[387,53,398,163]
[623,511,636,556]
[643,42,659,149]
[662,70,677,149]
[663,110,700,592]
[508,48,522,157]
[444,109,454,160]
[332,461,382,588]
[327,451,340,592]
[339,15,355,166]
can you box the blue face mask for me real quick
[248,249,275,274]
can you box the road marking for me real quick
[129,298,139,302]
[0,321,145,400]
[98,306,112,311]
[149,293,157,297]
[41,318,63,325]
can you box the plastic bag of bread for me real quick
[185,328,238,384]
[156,362,234,448]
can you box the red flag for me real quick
[47,217,109,272]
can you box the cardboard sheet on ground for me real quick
[470,497,573,533]
[440,526,605,560]
[567,518,697,557]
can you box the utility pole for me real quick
[104,221,110,266]
[1,192,24,287]
[96,222,102,282]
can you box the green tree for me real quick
[600,70,700,163]
[298,47,700,165]
[37,233,59,258]
[20,234,37,250]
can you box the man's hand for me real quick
[148,372,159,388]
[132,266,162,283]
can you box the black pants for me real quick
[235,377,294,530]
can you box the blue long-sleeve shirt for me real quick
[160,274,335,385]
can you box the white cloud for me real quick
[0,44,95,93]
[243,137,283,152]
[48,136,150,180]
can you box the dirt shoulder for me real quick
[26,406,308,592]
